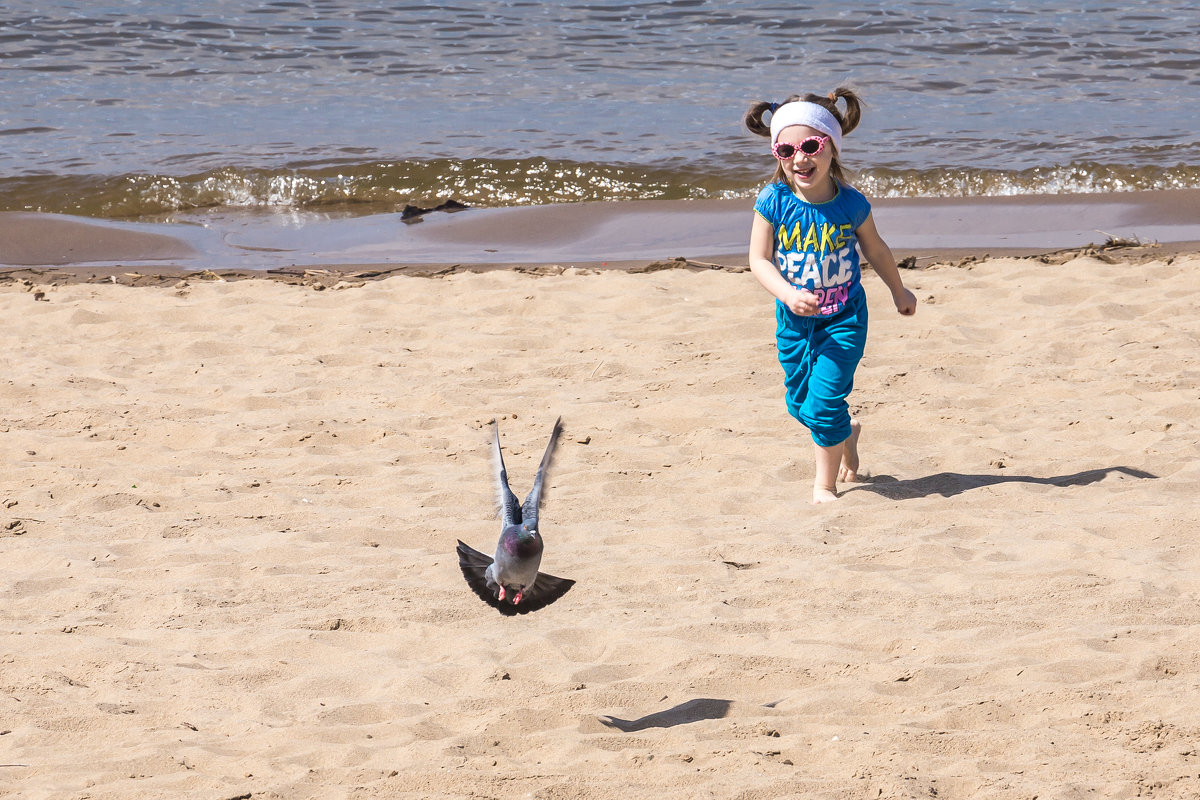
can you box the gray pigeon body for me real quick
[457,417,574,615]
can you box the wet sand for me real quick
[3,189,1200,275]
[4,195,1200,799]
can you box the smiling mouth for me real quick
[793,166,816,181]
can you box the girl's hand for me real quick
[784,288,821,316]
[892,287,918,316]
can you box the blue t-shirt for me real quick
[754,181,872,317]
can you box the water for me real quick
[2,0,1199,220]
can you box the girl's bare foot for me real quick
[838,419,862,483]
[812,486,839,504]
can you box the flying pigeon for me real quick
[457,417,574,615]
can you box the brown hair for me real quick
[744,87,864,187]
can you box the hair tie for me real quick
[768,102,780,114]
[827,91,838,103]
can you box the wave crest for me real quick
[3,159,1199,219]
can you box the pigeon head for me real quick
[503,525,543,558]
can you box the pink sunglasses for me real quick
[771,135,831,160]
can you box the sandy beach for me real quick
[4,218,1200,798]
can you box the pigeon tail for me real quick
[519,570,575,612]
[456,539,574,616]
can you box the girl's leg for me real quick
[839,418,862,483]
[806,298,868,501]
[775,295,867,502]
[812,439,843,504]
[814,418,862,503]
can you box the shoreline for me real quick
[2,188,1199,281]
[0,238,1183,289]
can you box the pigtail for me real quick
[828,87,863,136]
[744,101,774,138]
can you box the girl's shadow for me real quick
[843,466,1156,500]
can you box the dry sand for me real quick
[3,247,1199,799]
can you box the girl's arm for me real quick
[748,214,820,316]
[856,212,917,316]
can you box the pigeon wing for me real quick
[521,416,562,530]
[491,421,522,527]
[456,540,521,616]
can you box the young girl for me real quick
[745,88,917,504]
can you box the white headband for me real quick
[769,101,843,154]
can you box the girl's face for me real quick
[775,124,836,202]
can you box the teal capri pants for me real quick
[775,289,868,447]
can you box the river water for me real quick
[3,0,1199,219]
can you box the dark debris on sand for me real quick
[0,238,1186,293]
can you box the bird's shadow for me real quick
[597,698,733,732]
[844,465,1156,501]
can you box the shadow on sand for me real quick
[597,698,733,732]
[843,466,1157,501]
